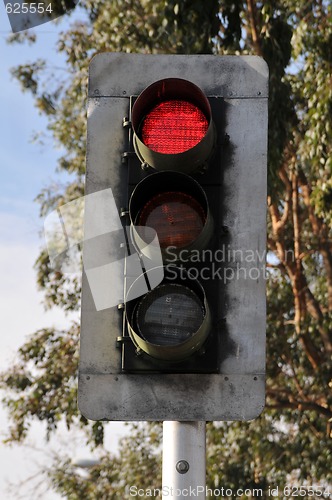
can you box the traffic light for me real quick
[79,54,268,421]
[123,77,218,373]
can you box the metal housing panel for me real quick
[79,53,268,421]
[88,54,268,99]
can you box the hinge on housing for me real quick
[121,151,136,163]
[123,117,132,128]
[120,207,129,218]
[116,335,131,348]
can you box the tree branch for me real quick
[298,169,332,312]
[266,398,332,419]
[246,0,263,56]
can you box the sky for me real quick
[0,5,126,498]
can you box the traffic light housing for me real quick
[79,54,268,421]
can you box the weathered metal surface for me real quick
[79,53,268,421]
[87,54,268,99]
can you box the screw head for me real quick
[141,162,149,171]
[176,460,190,474]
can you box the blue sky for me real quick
[0,6,125,498]
[0,9,67,234]
[0,6,75,498]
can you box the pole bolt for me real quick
[176,460,190,474]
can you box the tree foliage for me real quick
[1,0,331,496]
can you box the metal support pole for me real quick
[162,421,206,500]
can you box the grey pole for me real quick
[162,421,206,500]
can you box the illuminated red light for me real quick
[137,191,206,248]
[141,100,208,154]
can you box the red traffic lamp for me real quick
[132,78,215,173]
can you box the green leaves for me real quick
[0,325,81,441]
[11,60,46,95]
